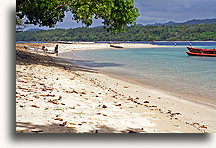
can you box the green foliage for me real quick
[16,24,216,41]
[16,0,139,32]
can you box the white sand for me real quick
[16,43,215,133]
[16,42,161,52]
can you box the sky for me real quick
[25,0,216,30]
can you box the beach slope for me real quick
[16,43,215,133]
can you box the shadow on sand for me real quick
[16,49,123,73]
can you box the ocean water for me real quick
[64,44,216,105]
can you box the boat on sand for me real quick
[110,44,123,48]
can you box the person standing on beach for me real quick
[42,46,48,54]
[54,45,59,56]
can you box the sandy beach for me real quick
[16,42,161,52]
[16,43,215,133]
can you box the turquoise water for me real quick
[64,45,216,105]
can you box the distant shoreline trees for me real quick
[16,24,216,41]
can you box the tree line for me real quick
[16,24,216,41]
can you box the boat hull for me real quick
[187,47,202,53]
[186,52,216,57]
[110,45,123,48]
[187,47,216,53]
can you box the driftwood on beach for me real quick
[24,45,55,54]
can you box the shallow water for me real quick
[63,45,216,105]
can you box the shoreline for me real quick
[60,48,215,107]
[16,42,162,51]
[16,43,216,133]
[55,50,216,133]
[98,69,216,109]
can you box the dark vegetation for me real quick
[16,0,139,32]
[16,24,216,41]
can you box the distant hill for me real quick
[16,23,216,41]
[25,28,44,31]
[148,18,216,26]
[93,23,144,28]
